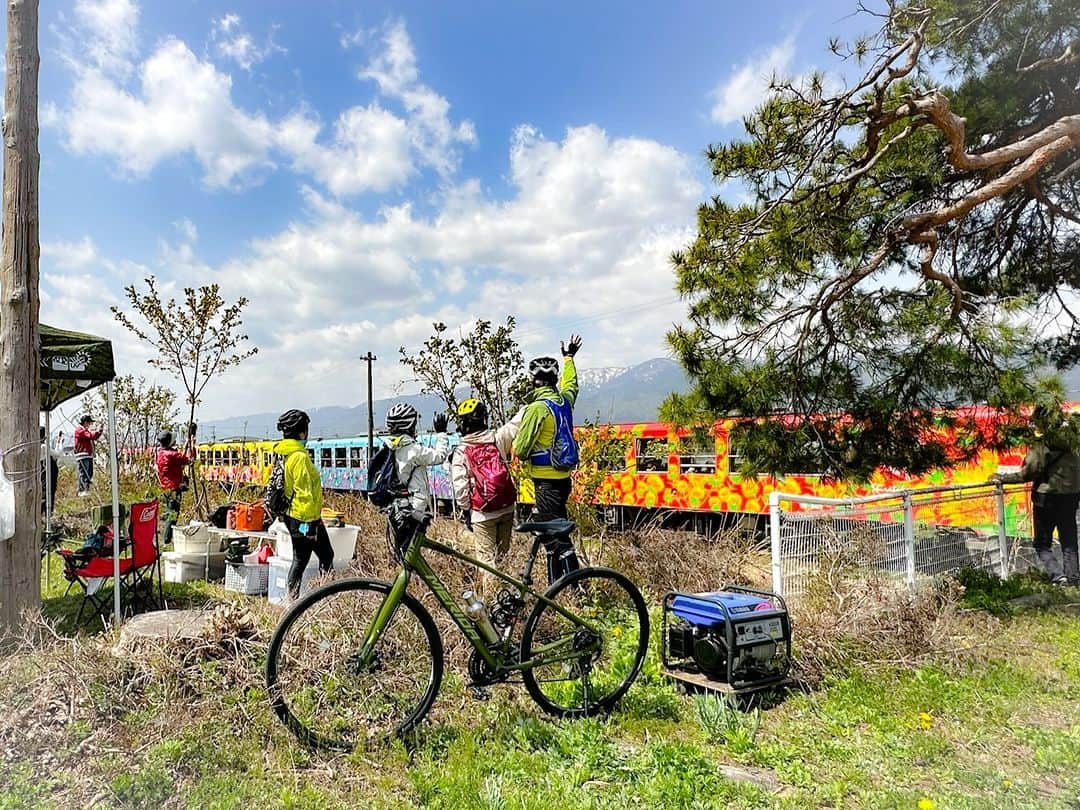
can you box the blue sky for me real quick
[34,0,868,422]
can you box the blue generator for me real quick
[661,585,792,690]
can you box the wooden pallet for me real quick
[662,667,794,697]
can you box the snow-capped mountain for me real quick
[577,366,628,388]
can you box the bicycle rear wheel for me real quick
[266,578,443,751]
[520,566,649,717]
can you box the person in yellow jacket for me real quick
[512,335,581,581]
[274,409,334,597]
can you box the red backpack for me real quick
[463,443,517,512]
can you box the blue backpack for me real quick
[529,397,579,471]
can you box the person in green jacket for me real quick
[513,334,582,581]
[274,409,334,597]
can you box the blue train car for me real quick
[306,432,460,503]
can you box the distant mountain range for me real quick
[201,357,691,441]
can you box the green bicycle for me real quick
[265,517,650,751]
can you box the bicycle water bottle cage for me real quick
[516,518,576,539]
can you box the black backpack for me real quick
[367,444,408,508]
[264,452,299,517]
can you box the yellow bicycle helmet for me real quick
[456,398,488,430]
[457,398,483,417]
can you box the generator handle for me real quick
[722,583,789,616]
[660,591,678,669]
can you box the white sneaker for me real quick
[78,491,88,497]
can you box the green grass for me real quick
[13,477,1080,808]
[953,567,1066,616]
[4,594,1080,808]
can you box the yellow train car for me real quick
[196,439,277,486]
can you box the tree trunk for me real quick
[0,0,40,638]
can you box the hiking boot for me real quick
[1062,549,1079,584]
[1036,548,1065,581]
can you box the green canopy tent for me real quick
[40,324,116,410]
[39,324,124,626]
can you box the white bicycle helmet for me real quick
[386,402,420,433]
[528,356,560,384]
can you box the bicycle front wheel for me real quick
[520,566,649,718]
[266,578,443,751]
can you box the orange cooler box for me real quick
[234,502,265,532]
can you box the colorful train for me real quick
[197,434,458,502]
[195,405,1037,532]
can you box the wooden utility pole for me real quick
[0,0,41,637]
[362,352,376,465]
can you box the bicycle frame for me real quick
[357,528,601,676]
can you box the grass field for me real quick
[4,474,1080,808]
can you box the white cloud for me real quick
[339,26,365,50]
[71,0,139,77]
[710,36,796,125]
[361,20,476,177]
[216,13,240,33]
[210,12,284,72]
[41,236,100,270]
[52,10,468,195]
[277,105,413,196]
[59,37,278,187]
[173,218,198,243]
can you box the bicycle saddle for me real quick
[516,518,576,537]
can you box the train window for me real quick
[594,435,628,472]
[320,448,332,467]
[213,450,222,465]
[335,447,347,468]
[635,438,668,473]
[349,446,364,468]
[728,443,744,475]
[307,449,316,464]
[677,434,717,475]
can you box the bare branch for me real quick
[1018,38,1080,73]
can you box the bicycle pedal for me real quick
[467,685,491,701]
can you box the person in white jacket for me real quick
[384,402,450,520]
[450,399,521,591]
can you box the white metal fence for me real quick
[768,483,1033,599]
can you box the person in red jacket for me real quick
[155,430,192,544]
[74,415,103,496]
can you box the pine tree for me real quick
[667,0,1080,478]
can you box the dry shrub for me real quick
[599,521,772,596]
[791,571,998,686]
[0,603,272,797]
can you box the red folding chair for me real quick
[58,500,163,627]
[124,500,164,615]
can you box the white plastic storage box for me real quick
[224,562,269,595]
[272,532,292,561]
[171,523,215,555]
[272,525,358,571]
[326,525,358,570]
[162,550,226,583]
[267,555,320,605]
